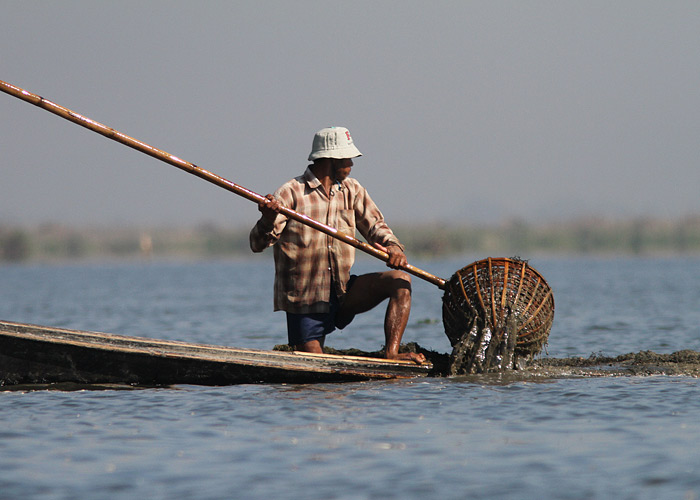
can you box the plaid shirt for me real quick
[250,166,404,314]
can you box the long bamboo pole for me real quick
[0,79,446,288]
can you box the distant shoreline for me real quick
[2,216,700,263]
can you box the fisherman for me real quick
[250,126,425,364]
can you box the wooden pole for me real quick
[0,80,446,288]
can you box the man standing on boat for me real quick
[250,126,425,364]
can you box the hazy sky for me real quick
[2,1,699,228]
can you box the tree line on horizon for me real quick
[2,216,700,263]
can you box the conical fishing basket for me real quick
[442,257,554,373]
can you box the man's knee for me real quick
[387,270,411,295]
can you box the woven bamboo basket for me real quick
[442,257,555,374]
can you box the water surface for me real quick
[1,256,699,499]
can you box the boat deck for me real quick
[0,320,432,386]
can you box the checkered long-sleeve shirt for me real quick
[250,167,404,314]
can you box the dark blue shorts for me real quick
[286,276,357,346]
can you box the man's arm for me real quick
[373,242,408,269]
[249,194,285,252]
[351,185,407,268]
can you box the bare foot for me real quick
[293,339,324,354]
[390,352,427,364]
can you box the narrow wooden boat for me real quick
[0,320,432,387]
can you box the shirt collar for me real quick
[303,166,323,190]
[303,165,345,194]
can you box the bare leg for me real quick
[338,271,426,364]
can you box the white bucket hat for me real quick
[308,126,362,161]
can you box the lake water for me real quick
[1,255,699,499]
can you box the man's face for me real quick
[332,158,353,182]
